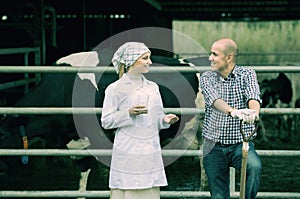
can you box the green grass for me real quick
[173,20,300,65]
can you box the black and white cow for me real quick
[258,72,299,142]
[260,73,293,108]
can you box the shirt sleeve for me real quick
[244,68,262,105]
[151,84,171,130]
[200,72,220,107]
[101,84,133,129]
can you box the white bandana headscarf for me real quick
[112,42,150,74]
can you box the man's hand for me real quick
[231,109,257,124]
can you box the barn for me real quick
[0,0,300,198]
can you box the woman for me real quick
[101,42,179,199]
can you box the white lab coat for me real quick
[101,73,170,189]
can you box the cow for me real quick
[260,73,293,108]
[0,49,209,191]
[258,72,295,142]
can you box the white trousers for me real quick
[110,187,160,199]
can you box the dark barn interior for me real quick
[1,0,300,65]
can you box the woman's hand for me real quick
[129,106,148,116]
[163,114,179,124]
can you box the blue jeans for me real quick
[203,140,262,199]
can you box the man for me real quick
[200,38,262,199]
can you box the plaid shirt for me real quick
[200,65,261,144]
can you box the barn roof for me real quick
[1,0,300,65]
[150,0,300,21]
[1,0,300,22]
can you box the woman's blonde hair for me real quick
[118,63,125,78]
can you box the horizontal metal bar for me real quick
[260,108,300,115]
[0,77,40,91]
[161,191,300,198]
[0,149,298,198]
[0,47,40,55]
[165,107,203,115]
[0,149,112,156]
[0,66,300,73]
[182,51,300,56]
[0,190,299,198]
[257,150,300,157]
[239,51,300,56]
[165,107,300,115]
[1,107,300,115]
[162,191,300,198]
[0,66,199,73]
[0,149,299,157]
[0,190,110,198]
[0,107,102,115]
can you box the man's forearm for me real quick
[248,99,261,116]
[213,98,260,117]
[213,98,233,115]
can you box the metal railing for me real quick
[178,52,300,66]
[0,48,42,93]
[0,107,300,115]
[0,190,299,198]
[0,65,300,73]
[0,47,41,66]
[0,148,299,198]
[0,65,299,198]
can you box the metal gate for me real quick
[0,65,300,198]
